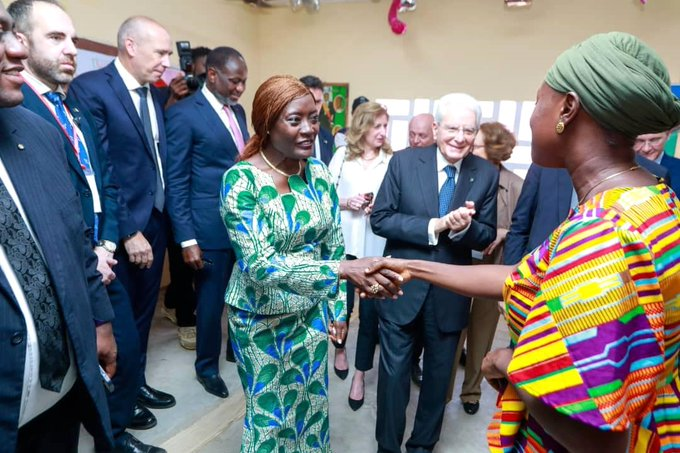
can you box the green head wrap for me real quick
[545,32,680,138]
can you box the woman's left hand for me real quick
[482,347,513,392]
[329,321,348,345]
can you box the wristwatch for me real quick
[96,239,117,254]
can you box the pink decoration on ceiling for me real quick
[388,0,416,35]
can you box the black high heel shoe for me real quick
[348,395,364,411]
[334,366,349,380]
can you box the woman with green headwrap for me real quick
[365,32,680,452]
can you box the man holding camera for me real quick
[165,47,248,398]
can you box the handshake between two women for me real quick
[339,256,412,300]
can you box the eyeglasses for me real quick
[633,135,667,149]
[444,126,477,138]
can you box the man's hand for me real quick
[484,228,508,256]
[94,246,117,285]
[443,201,475,233]
[165,72,189,109]
[182,244,204,270]
[123,232,153,269]
[96,322,117,378]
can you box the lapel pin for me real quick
[470,177,474,183]
[17,144,25,151]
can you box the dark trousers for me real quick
[104,278,142,441]
[115,209,167,385]
[195,248,236,377]
[17,380,85,453]
[376,291,461,453]
[164,232,197,327]
[355,297,380,371]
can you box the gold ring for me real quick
[369,283,381,294]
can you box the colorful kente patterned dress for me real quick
[220,158,347,453]
[488,184,680,452]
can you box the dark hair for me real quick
[240,75,311,160]
[352,96,369,114]
[191,46,211,62]
[299,75,323,90]
[206,47,244,71]
[8,0,62,34]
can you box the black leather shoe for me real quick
[459,347,467,367]
[411,363,423,386]
[197,374,229,398]
[114,432,166,453]
[128,403,157,430]
[463,401,480,415]
[334,366,349,380]
[348,396,364,411]
[138,385,176,409]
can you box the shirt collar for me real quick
[436,147,463,174]
[202,84,226,115]
[21,70,66,98]
[114,57,147,91]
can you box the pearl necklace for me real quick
[577,165,641,205]
[261,151,302,177]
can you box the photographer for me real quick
[164,45,212,109]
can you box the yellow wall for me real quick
[63,0,680,116]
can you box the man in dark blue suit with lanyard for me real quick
[70,14,176,430]
[8,1,164,451]
[165,46,249,399]
[0,2,116,451]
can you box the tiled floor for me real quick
[80,294,510,452]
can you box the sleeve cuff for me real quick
[181,239,198,248]
[427,218,439,246]
[448,223,471,241]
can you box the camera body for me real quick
[176,41,200,92]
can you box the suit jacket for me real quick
[20,84,120,243]
[165,90,249,250]
[661,154,680,195]
[69,61,167,237]
[317,127,334,165]
[371,145,498,332]
[503,155,671,265]
[0,107,113,450]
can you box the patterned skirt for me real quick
[228,304,332,453]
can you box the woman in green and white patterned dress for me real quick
[220,75,399,452]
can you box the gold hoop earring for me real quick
[555,120,565,135]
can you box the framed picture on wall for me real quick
[322,83,349,135]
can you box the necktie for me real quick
[134,87,165,211]
[0,180,69,392]
[438,165,457,217]
[223,105,245,154]
[44,91,101,241]
[43,92,94,176]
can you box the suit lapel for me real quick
[195,92,233,146]
[0,110,68,305]
[417,147,439,218]
[105,64,155,160]
[451,154,477,211]
[21,85,88,184]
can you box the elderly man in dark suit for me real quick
[371,93,498,453]
[0,3,116,451]
[503,156,670,265]
[9,1,164,451]
[69,15,176,416]
[165,46,249,399]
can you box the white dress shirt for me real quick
[0,158,76,427]
[427,149,468,245]
[114,58,165,189]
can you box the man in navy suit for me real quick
[9,1,164,451]
[504,156,671,265]
[300,75,334,164]
[0,3,116,450]
[70,15,176,415]
[166,46,249,398]
[371,93,498,453]
[634,131,680,194]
